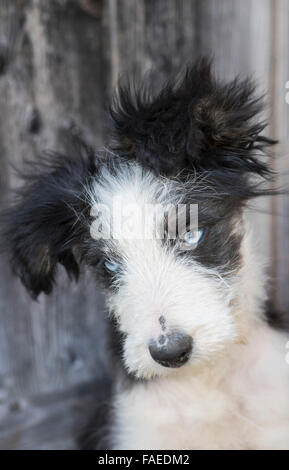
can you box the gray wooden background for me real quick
[0,0,288,449]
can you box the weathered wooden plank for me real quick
[106,0,198,85]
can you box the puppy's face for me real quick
[2,61,275,381]
[85,162,243,379]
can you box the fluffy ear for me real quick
[108,58,277,177]
[1,146,97,298]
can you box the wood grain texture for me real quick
[0,0,288,449]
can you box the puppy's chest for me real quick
[114,377,250,449]
[114,367,289,450]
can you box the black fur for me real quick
[0,146,97,298]
[176,214,243,273]
[109,58,277,180]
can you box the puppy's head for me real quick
[1,60,276,380]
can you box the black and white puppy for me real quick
[2,60,289,450]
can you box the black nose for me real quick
[149,332,193,368]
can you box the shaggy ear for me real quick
[1,147,97,298]
[108,59,277,177]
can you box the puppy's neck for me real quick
[234,218,268,343]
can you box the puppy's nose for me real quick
[149,332,193,368]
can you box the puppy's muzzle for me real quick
[149,331,193,368]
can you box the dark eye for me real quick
[104,260,121,273]
[183,228,205,248]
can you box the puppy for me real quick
[2,60,289,450]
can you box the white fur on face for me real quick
[88,162,240,379]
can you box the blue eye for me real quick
[183,228,205,247]
[104,260,120,273]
